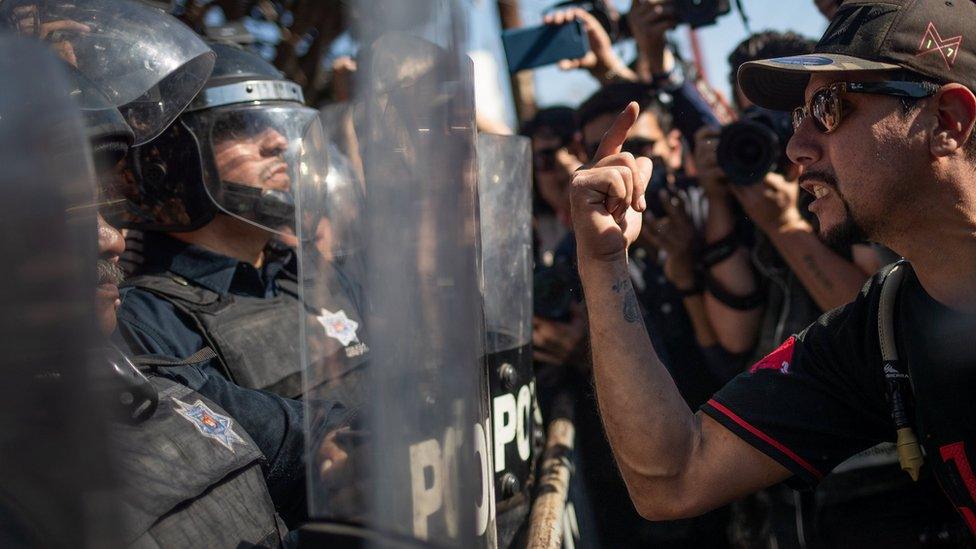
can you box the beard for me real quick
[800,170,868,253]
[97,258,125,286]
[821,202,867,253]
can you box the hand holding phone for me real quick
[502,20,589,73]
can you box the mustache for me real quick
[97,259,125,286]
[799,170,839,189]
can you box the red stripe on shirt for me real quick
[706,399,823,481]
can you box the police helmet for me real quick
[114,42,325,235]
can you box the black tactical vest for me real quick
[122,264,369,404]
[113,374,284,548]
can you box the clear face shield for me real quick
[0,0,215,145]
[182,104,327,235]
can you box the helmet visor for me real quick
[189,104,328,235]
[0,0,215,145]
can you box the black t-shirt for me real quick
[701,264,976,536]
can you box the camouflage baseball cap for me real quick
[738,0,976,111]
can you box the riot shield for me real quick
[298,0,495,546]
[476,134,541,546]
[0,35,117,547]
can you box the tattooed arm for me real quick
[571,104,790,520]
[729,172,874,311]
[763,222,876,311]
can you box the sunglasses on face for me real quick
[792,80,941,134]
[585,137,658,161]
[533,147,563,172]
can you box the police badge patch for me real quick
[173,398,245,452]
[316,308,360,347]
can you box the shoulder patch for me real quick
[750,336,796,375]
[172,397,245,452]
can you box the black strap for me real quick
[698,231,739,269]
[134,347,219,368]
[705,273,764,310]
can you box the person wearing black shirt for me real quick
[566,0,976,541]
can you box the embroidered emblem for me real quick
[916,22,962,68]
[173,398,245,452]
[774,55,834,67]
[749,336,796,375]
[317,308,360,346]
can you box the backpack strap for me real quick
[876,261,924,481]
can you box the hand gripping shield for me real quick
[0,35,118,548]
[298,1,496,547]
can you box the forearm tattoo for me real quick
[612,279,641,324]
[801,254,834,291]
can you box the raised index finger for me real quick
[593,101,639,162]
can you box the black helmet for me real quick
[0,0,215,146]
[112,42,327,234]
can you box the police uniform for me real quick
[108,42,367,404]
[117,233,369,403]
[114,349,348,546]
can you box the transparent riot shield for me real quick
[0,35,117,547]
[298,0,495,546]
[476,134,540,545]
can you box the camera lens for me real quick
[716,108,794,186]
[716,121,779,186]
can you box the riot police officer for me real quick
[110,42,370,404]
[0,2,350,545]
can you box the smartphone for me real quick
[502,20,589,73]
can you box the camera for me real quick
[548,0,730,43]
[716,107,794,186]
[534,263,580,322]
[674,0,731,29]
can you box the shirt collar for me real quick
[138,232,295,297]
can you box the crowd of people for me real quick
[524,0,974,546]
[3,0,976,547]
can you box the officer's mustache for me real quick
[97,259,125,286]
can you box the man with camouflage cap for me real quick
[567,0,976,538]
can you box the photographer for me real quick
[695,31,884,364]
[568,0,976,544]
[543,1,721,149]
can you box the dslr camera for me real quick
[549,0,730,42]
[716,107,794,186]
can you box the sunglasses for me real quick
[533,147,562,172]
[792,80,941,134]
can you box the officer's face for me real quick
[95,213,125,336]
[213,126,292,191]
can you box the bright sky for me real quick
[518,0,830,108]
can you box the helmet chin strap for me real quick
[219,180,296,231]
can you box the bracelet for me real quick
[698,232,739,269]
[677,284,704,297]
[705,273,764,311]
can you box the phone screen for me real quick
[502,21,589,73]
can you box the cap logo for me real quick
[774,55,834,67]
[916,22,962,69]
